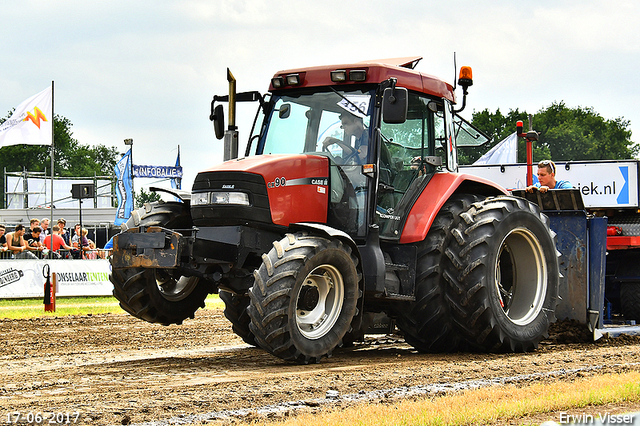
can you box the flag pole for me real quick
[48,81,54,258]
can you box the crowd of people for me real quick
[0,217,108,260]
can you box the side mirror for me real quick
[212,104,224,140]
[279,104,291,119]
[382,87,408,124]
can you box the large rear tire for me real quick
[110,202,210,325]
[395,194,479,352]
[443,196,559,352]
[248,232,360,364]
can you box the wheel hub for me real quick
[295,265,345,340]
[297,284,320,312]
[495,228,547,326]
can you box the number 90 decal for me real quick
[267,177,286,188]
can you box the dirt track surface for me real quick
[2,310,640,426]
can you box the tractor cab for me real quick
[214,58,490,242]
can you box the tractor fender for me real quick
[399,172,507,244]
[290,222,359,259]
[149,186,192,204]
[289,222,367,331]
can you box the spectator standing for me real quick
[526,160,573,193]
[81,228,92,257]
[43,225,73,258]
[39,218,51,243]
[71,224,81,246]
[0,225,8,258]
[6,224,37,259]
[57,218,70,246]
[86,239,98,259]
[71,225,91,258]
[70,223,84,259]
[25,226,45,258]
[24,218,40,242]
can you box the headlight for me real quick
[191,191,250,206]
[191,192,210,205]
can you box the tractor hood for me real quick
[192,154,331,228]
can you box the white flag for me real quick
[0,86,53,148]
[473,132,518,165]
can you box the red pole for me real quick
[526,139,533,187]
[517,120,534,186]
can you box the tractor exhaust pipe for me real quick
[224,68,239,161]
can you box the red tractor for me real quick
[110,57,559,363]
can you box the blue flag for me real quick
[171,146,182,202]
[171,146,181,190]
[114,149,134,225]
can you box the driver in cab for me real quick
[322,112,369,164]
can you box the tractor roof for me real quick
[269,56,456,103]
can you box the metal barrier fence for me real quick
[0,249,112,260]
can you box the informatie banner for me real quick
[0,259,113,299]
[133,164,183,179]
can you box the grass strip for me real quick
[247,371,640,426]
[0,294,223,319]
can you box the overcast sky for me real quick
[2,0,639,191]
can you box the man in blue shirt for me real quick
[526,160,572,193]
[322,113,369,164]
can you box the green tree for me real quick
[460,108,550,165]
[465,102,637,165]
[533,102,637,161]
[0,111,119,176]
[135,188,161,208]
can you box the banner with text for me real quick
[133,165,183,179]
[0,259,113,299]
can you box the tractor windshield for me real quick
[256,88,375,238]
[258,89,374,161]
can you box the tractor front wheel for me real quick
[248,232,360,364]
[110,201,210,325]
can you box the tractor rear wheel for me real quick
[248,232,360,364]
[110,202,210,325]
[443,196,559,352]
[395,194,479,352]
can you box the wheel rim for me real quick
[494,228,547,326]
[295,264,345,340]
[154,269,199,302]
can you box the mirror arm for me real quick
[453,90,468,114]
[387,78,398,103]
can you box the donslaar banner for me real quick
[0,259,113,298]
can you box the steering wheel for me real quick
[341,146,360,164]
[322,140,339,163]
[322,139,359,165]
